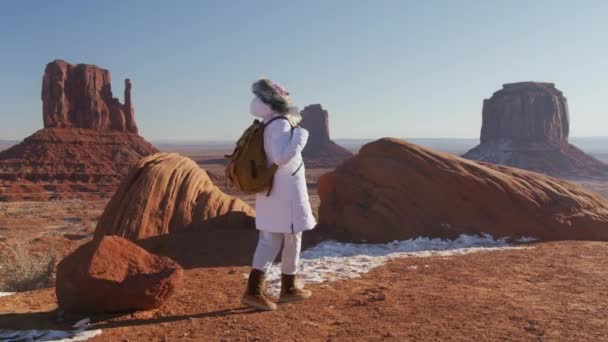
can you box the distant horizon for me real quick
[1,1,607,140]
[3,135,608,144]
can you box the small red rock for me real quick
[56,236,183,313]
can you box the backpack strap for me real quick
[264,115,294,129]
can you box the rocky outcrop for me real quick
[300,104,353,168]
[0,128,156,183]
[464,82,608,178]
[56,236,183,313]
[94,153,255,241]
[42,60,137,133]
[0,60,158,201]
[318,138,608,243]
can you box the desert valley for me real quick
[0,57,607,342]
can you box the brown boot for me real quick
[241,269,277,311]
[279,273,312,303]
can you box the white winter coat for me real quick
[250,97,317,233]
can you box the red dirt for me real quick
[0,241,606,341]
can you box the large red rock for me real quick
[94,152,255,241]
[56,236,183,313]
[463,82,608,178]
[0,60,158,201]
[318,138,608,243]
[300,104,353,168]
[42,60,137,133]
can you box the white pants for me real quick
[252,231,302,275]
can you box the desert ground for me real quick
[1,143,608,341]
[2,241,607,341]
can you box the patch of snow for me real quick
[516,236,538,243]
[0,292,15,297]
[72,318,91,329]
[0,329,102,342]
[0,317,102,342]
[54,329,103,342]
[259,234,526,296]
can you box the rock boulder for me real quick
[56,236,183,313]
[94,153,255,241]
[318,138,608,243]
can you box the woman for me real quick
[242,78,317,311]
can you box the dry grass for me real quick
[0,242,57,292]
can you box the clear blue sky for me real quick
[1,0,606,141]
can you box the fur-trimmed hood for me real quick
[251,78,302,125]
[252,78,292,115]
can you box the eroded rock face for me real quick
[42,60,137,133]
[464,82,608,178]
[94,153,255,241]
[300,104,353,167]
[56,236,183,313]
[318,138,608,243]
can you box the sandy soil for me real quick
[0,241,607,341]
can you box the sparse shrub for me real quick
[0,242,57,292]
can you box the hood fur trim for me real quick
[252,78,292,115]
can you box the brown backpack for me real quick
[225,116,292,195]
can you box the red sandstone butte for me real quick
[300,104,353,168]
[463,82,608,178]
[0,60,158,201]
[42,60,137,133]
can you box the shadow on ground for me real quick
[0,306,259,332]
[136,223,332,269]
[137,228,258,269]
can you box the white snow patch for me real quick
[0,292,15,297]
[0,329,102,342]
[54,329,103,342]
[258,234,526,296]
[516,236,538,243]
[0,317,102,342]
